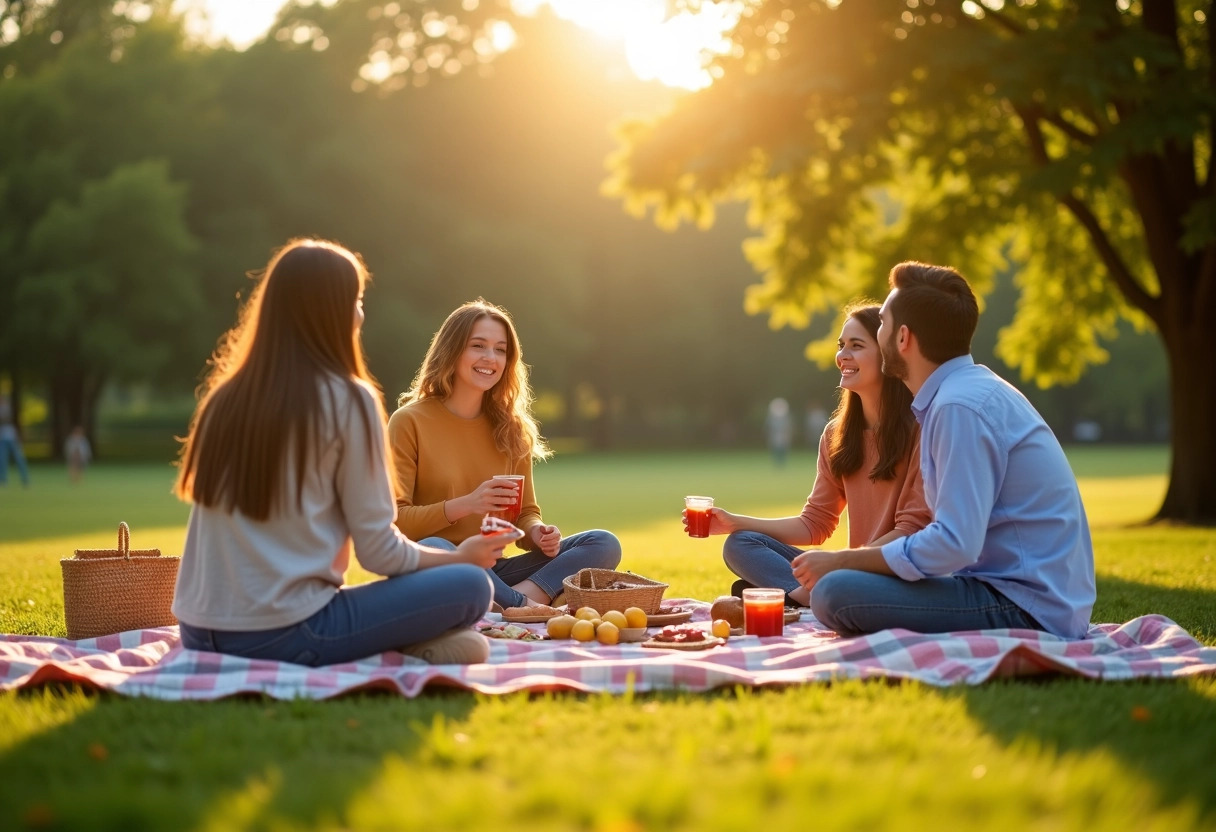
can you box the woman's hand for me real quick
[681,506,737,536]
[454,533,512,569]
[446,477,519,522]
[530,524,561,557]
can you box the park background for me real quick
[0,0,1174,466]
[1,2,1214,831]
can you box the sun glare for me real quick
[182,0,737,91]
[513,0,741,90]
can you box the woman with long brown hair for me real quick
[388,299,621,610]
[687,304,931,607]
[172,239,511,666]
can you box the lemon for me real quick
[574,606,601,621]
[623,607,648,629]
[571,619,596,642]
[595,621,620,645]
[601,610,628,629]
[547,614,577,639]
[711,618,731,639]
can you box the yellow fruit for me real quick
[571,619,596,642]
[574,606,601,621]
[546,614,577,639]
[623,607,648,629]
[601,610,628,629]
[589,618,602,630]
[711,619,731,639]
[596,621,620,645]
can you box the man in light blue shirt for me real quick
[794,262,1096,638]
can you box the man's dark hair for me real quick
[887,262,978,364]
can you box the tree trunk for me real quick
[1154,322,1216,525]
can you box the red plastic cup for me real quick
[684,495,713,538]
[742,588,785,637]
[492,475,524,524]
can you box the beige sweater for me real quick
[172,377,422,631]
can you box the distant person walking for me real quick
[765,397,793,467]
[0,392,30,488]
[64,426,92,484]
[805,401,828,448]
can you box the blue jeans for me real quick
[722,531,803,596]
[810,570,1044,637]
[178,563,492,666]
[419,530,622,608]
[0,436,29,486]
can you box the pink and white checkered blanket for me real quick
[2,601,1212,700]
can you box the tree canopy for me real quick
[608,0,1214,523]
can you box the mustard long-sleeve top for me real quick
[387,397,542,548]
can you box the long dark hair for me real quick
[827,305,917,481]
[175,238,383,520]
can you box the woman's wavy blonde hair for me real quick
[399,299,550,462]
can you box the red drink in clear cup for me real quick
[493,475,524,524]
[743,588,785,637]
[684,495,713,538]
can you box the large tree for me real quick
[607,0,1214,524]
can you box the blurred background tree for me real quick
[0,0,1180,515]
[607,0,1212,524]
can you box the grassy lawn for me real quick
[1,447,1214,831]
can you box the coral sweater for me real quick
[800,423,931,547]
[387,398,541,547]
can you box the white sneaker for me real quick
[400,629,490,665]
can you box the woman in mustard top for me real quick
[388,299,621,610]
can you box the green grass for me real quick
[2,446,1215,831]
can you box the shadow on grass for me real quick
[959,574,1216,824]
[960,677,1216,823]
[0,688,477,830]
[1093,575,1216,644]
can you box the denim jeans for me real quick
[721,531,803,596]
[419,530,622,608]
[0,436,29,486]
[810,569,1044,637]
[178,563,492,666]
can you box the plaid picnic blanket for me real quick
[2,601,1213,700]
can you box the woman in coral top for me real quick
[688,304,931,607]
[388,299,621,610]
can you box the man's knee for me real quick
[810,570,863,633]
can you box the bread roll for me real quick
[709,595,745,629]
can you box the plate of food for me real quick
[479,623,546,641]
[500,604,563,624]
[480,515,526,542]
[641,626,723,651]
[784,607,802,624]
[645,605,693,626]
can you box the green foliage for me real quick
[18,160,198,378]
[1,450,1216,831]
[609,0,1211,385]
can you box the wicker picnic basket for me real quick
[60,522,179,639]
[560,568,668,615]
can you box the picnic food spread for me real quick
[501,604,563,622]
[480,623,545,641]
[641,626,723,651]
[709,596,745,629]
